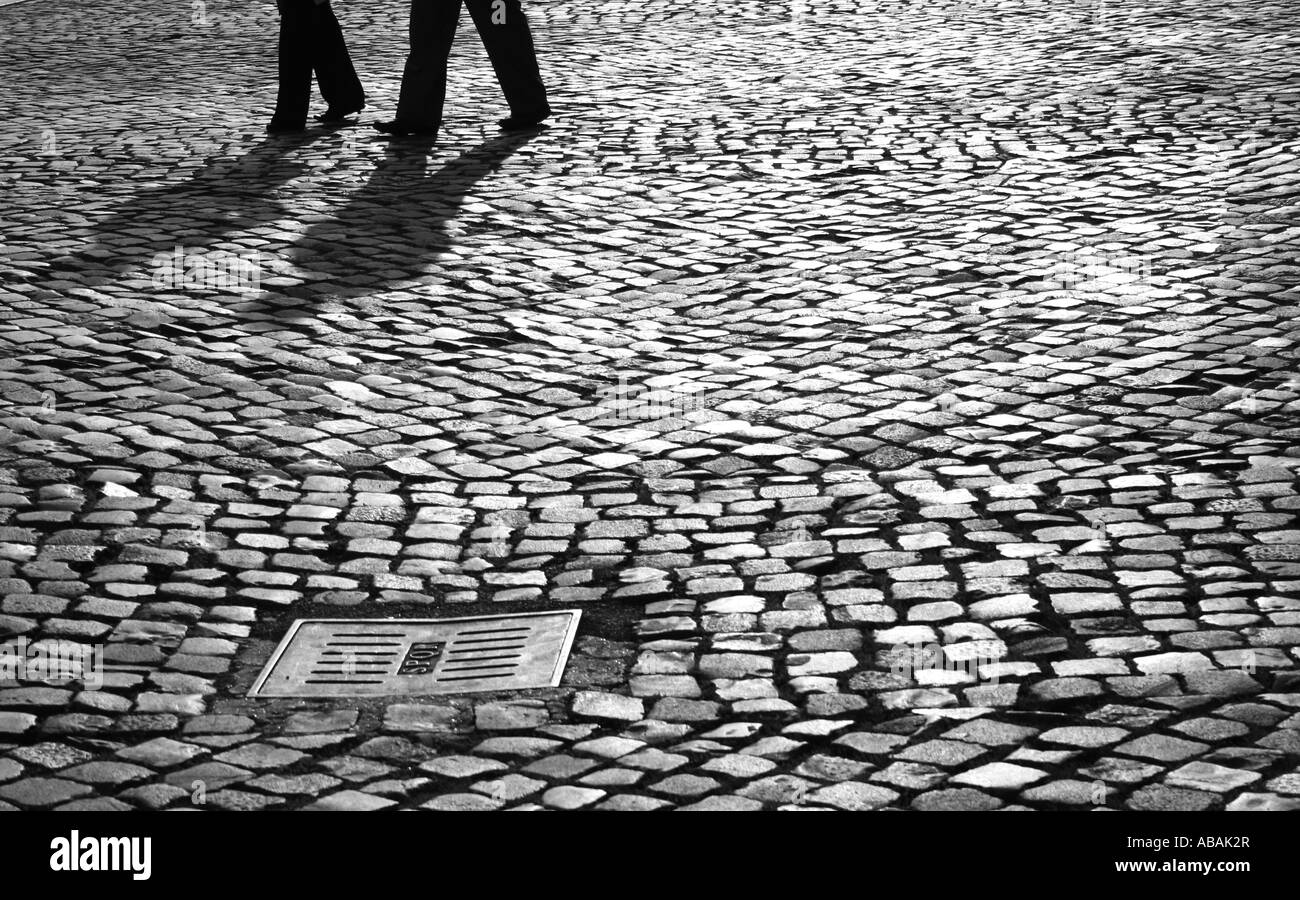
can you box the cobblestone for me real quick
[0,0,1296,812]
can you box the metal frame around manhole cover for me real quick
[248,611,582,698]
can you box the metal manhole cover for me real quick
[249,611,582,698]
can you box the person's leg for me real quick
[388,0,462,130]
[465,0,550,125]
[271,0,315,128]
[312,1,366,116]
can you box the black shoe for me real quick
[498,112,550,132]
[373,119,438,138]
[317,103,365,124]
[267,118,307,134]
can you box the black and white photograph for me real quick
[0,0,1294,882]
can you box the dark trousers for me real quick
[274,0,366,124]
[395,0,550,128]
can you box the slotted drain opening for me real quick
[248,611,582,698]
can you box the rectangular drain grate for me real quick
[248,611,582,698]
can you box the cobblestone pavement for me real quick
[1,0,1299,812]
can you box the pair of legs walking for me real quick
[379,0,550,136]
[271,0,550,137]
[271,0,365,131]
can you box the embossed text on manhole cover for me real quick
[248,611,582,698]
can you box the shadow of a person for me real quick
[57,130,336,280]
[272,129,542,314]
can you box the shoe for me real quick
[316,103,365,124]
[267,118,306,134]
[373,120,438,138]
[498,111,550,131]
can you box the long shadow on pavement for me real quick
[63,130,337,277]
[268,129,542,316]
